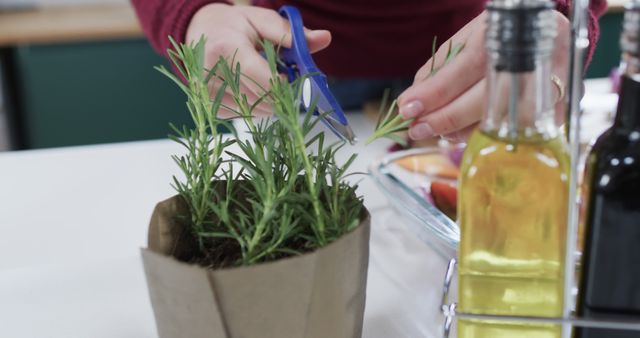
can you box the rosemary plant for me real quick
[158,37,362,267]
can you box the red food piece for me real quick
[430,182,457,220]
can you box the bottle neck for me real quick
[613,54,640,131]
[481,54,558,141]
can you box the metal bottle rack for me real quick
[439,259,640,337]
[437,0,640,337]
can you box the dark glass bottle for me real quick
[575,3,640,337]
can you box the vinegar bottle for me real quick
[457,1,570,337]
[575,2,640,337]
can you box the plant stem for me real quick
[246,198,273,261]
[293,122,326,245]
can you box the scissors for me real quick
[277,5,357,144]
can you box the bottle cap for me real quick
[485,0,557,72]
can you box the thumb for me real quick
[305,29,331,53]
[244,7,331,53]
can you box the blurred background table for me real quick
[0,2,190,151]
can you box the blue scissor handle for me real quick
[277,6,319,81]
[277,6,350,127]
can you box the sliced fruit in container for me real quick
[395,153,459,180]
[430,181,458,220]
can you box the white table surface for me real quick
[0,113,449,338]
[0,79,617,338]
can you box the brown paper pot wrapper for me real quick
[141,194,371,338]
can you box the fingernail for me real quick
[409,123,434,140]
[399,101,424,119]
[309,29,328,37]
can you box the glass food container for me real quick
[369,144,462,260]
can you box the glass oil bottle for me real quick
[575,2,640,337]
[457,1,570,337]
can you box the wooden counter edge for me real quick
[607,0,628,13]
[0,4,144,47]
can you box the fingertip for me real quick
[311,29,332,39]
[307,30,332,53]
[397,84,419,106]
[408,122,434,140]
[396,90,409,106]
[399,100,424,119]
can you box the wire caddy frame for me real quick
[437,1,640,337]
[439,258,640,337]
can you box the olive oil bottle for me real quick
[458,1,570,337]
[575,2,640,337]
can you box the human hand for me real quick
[186,3,332,118]
[397,10,570,142]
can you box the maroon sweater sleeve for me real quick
[131,0,226,57]
[554,0,608,66]
[133,0,608,78]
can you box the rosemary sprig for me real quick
[156,37,236,249]
[431,38,465,76]
[365,91,412,145]
[366,37,466,145]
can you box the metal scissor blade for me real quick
[278,5,356,145]
[320,112,358,145]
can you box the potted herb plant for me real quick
[141,37,372,338]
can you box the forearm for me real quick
[131,0,230,57]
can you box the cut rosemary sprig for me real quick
[366,37,465,145]
[366,90,412,145]
[430,38,466,77]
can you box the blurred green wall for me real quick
[12,38,192,149]
[586,11,624,79]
